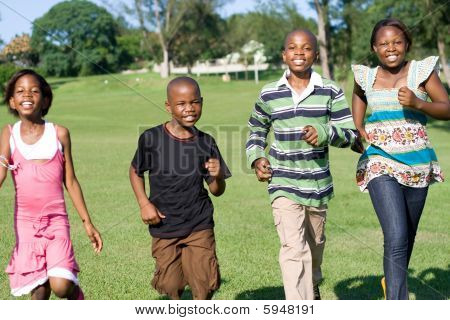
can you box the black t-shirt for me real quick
[131,124,231,238]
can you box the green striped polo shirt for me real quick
[246,70,357,207]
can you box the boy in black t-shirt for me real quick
[129,76,231,300]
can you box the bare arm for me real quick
[0,125,11,188]
[205,158,226,197]
[352,80,369,141]
[59,126,102,253]
[398,71,450,120]
[128,165,165,225]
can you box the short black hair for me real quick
[370,18,412,52]
[166,76,201,101]
[283,29,318,52]
[3,69,53,117]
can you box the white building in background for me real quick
[152,41,269,82]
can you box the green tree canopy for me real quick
[31,0,122,77]
[170,0,227,72]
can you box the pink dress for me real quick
[5,123,79,296]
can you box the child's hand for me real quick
[253,157,272,182]
[398,86,419,108]
[83,222,103,254]
[302,126,319,146]
[356,126,369,142]
[205,158,222,179]
[351,136,365,154]
[140,202,165,225]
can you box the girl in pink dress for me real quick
[0,69,103,299]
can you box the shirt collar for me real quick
[277,69,323,105]
[276,69,323,88]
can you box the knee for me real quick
[31,282,51,300]
[153,274,185,299]
[384,234,408,252]
[50,278,75,298]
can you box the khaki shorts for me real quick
[151,229,220,300]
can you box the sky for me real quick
[0,0,316,44]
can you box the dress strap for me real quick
[8,124,17,146]
[54,124,59,144]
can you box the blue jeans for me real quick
[368,175,428,300]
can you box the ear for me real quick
[42,97,50,111]
[282,50,287,64]
[9,97,17,111]
[372,44,378,53]
[165,100,172,113]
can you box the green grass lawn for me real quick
[0,71,448,300]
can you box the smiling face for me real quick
[165,79,203,128]
[9,74,48,119]
[372,26,408,68]
[282,30,318,74]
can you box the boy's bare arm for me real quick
[205,158,226,196]
[129,165,165,224]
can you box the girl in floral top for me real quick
[352,18,450,300]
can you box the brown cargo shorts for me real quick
[151,228,220,300]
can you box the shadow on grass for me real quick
[334,266,449,300]
[155,279,230,300]
[235,286,285,300]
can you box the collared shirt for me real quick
[246,70,357,206]
[277,69,323,106]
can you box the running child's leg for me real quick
[305,205,327,286]
[403,186,428,267]
[45,237,81,299]
[48,277,76,298]
[368,175,409,300]
[271,197,314,300]
[180,229,220,300]
[31,281,51,300]
[152,237,187,299]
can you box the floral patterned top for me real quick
[352,56,444,192]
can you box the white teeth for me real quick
[22,102,32,106]
[293,59,305,65]
[185,116,195,121]
[387,55,398,62]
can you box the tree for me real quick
[225,1,317,65]
[31,0,121,77]
[132,0,226,78]
[1,34,37,66]
[170,0,227,73]
[115,15,161,68]
[312,0,333,79]
[132,0,186,78]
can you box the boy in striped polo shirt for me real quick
[246,29,360,300]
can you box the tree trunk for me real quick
[134,0,155,56]
[437,37,450,85]
[161,47,169,78]
[313,0,332,80]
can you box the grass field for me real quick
[0,71,448,300]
